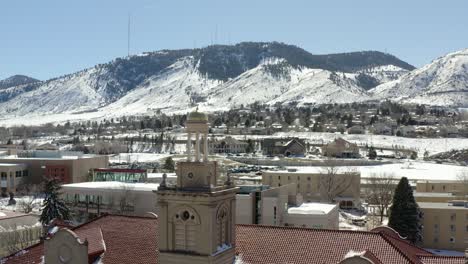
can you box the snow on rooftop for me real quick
[288,202,337,215]
[147,172,177,178]
[264,161,468,182]
[109,153,170,163]
[62,181,160,192]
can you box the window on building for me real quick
[288,176,290,180]
[216,206,229,247]
[450,237,455,243]
[431,185,434,190]
[15,171,21,178]
[443,185,446,191]
[450,213,456,221]
[307,177,311,181]
[0,172,6,180]
[22,170,28,177]
[450,225,456,232]
[466,225,468,232]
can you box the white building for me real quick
[285,202,339,229]
[61,181,159,221]
[235,184,339,229]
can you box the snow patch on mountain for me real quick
[371,49,468,106]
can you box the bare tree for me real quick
[110,184,136,215]
[320,159,358,204]
[456,171,468,199]
[364,173,396,223]
[15,181,41,214]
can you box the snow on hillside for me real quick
[371,49,468,106]
[0,67,108,116]
[357,65,409,83]
[205,58,370,109]
[102,56,221,115]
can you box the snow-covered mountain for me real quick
[0,75,39,90]
[370,49,468,106]
[0,42,418,124]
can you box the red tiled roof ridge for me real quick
[236,223,383,236]
[378,232,430,264]
[1,240,43,260]
[1,214,158,261]
[69,213,158,231]
[417,255,466,259]
[381,233,432,256]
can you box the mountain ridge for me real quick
[1,42,466,126]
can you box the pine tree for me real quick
[40,178,70,226]
[368,146,377,160]
[163,157,175,172]
[388,177,422,244]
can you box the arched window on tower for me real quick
[216,205,229,247]
[173,207,200,252]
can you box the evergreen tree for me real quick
[163,157,175,172]
[388,177,422,244]
[368,146,377,160]
[246,139,255,153]
[40,178,70,226]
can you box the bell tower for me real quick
[157,110,238,264]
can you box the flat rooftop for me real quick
[62,181,160,192]
[418,202,468,210]
[0,163,26,167]
[0,211,27,220]
[0,154,101,161]
[414,192,456,198]
[147,173,177,178]
[263,161,468,182]
[287,202,337,215]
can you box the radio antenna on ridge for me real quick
[127,13,131,57]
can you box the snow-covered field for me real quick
[275,131,468,155]
[0,196,43,214]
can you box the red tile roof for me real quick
[2,215,158,264]
[235,225,431,264]
[2,216,464,264]
[418,256,466,264]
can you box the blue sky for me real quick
[1,0,467,80]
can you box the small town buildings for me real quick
[284,202,339,229]
[370,123,392,135]
[0,163,28,195]
[209,136,248,154]
[416,180,464,195]
[262,167,361,209]
[419,201,468,251]
[0,212,41,257]
[61,181,159,221]
[396,126,416,137]
[262,138,306,157]
[4,214,462,264]
[347,125,365,134]
[4,110,467,264]
[0,151,109,186]
[321,138,360,158]
[414,192,460,203]
[91,168,147,182]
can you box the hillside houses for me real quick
[321,138,360,158]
